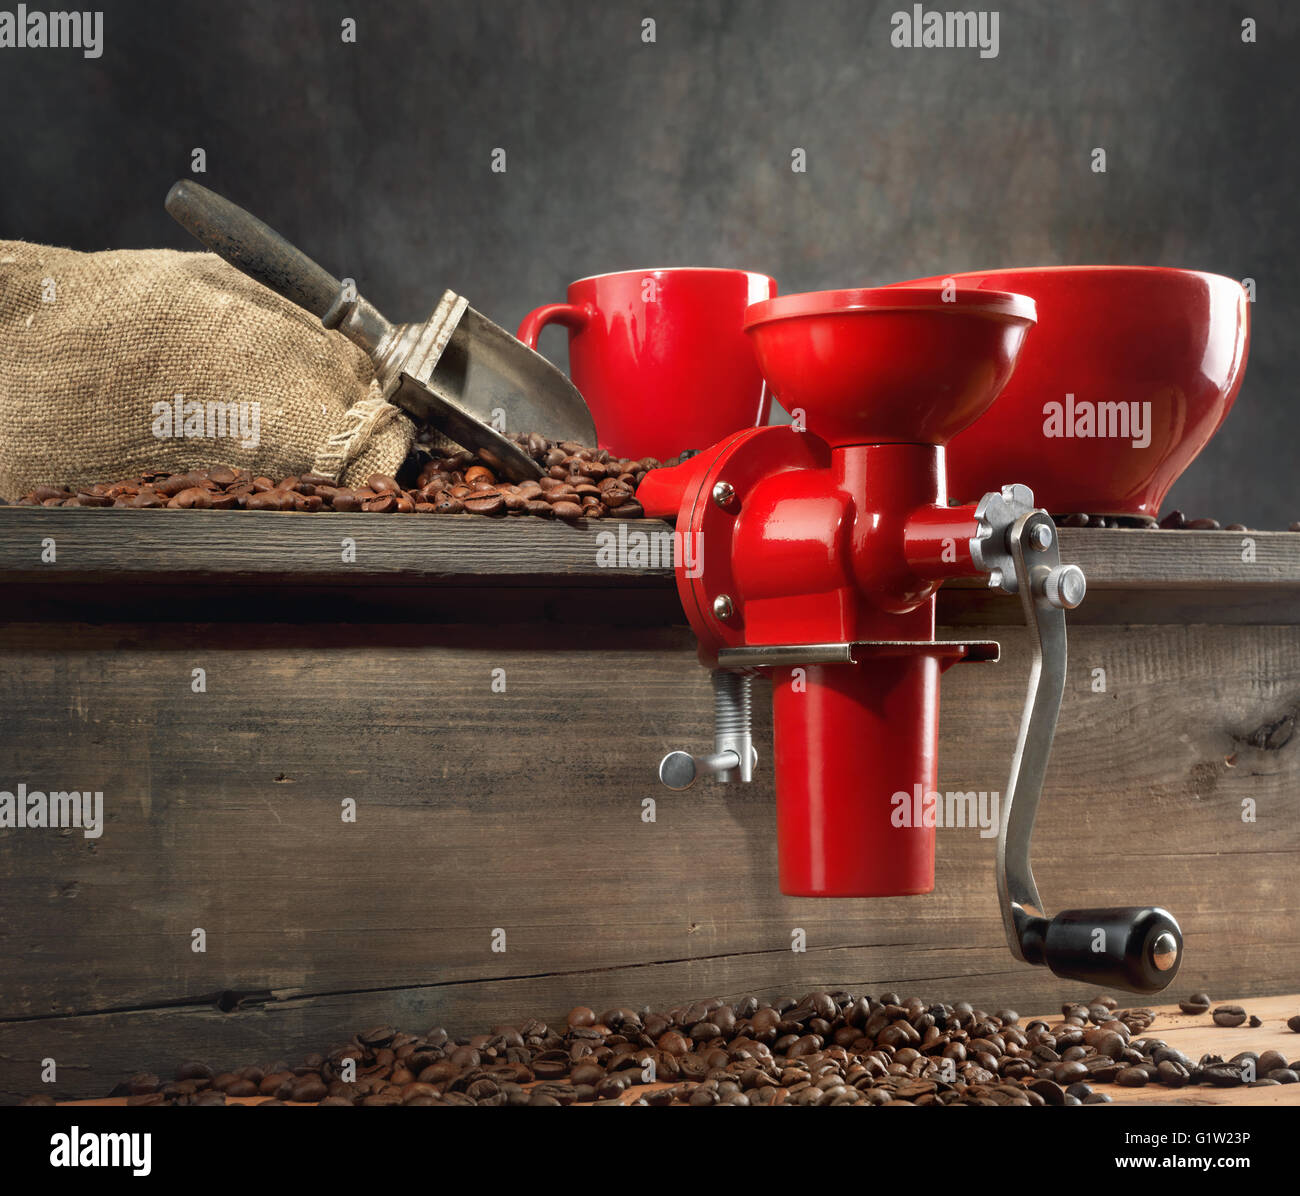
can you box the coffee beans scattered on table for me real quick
[1212,1004,1248,1027]
[8,435,681,520]
[30,990,1298,1107]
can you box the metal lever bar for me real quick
[995,508,1183,993]
[997,510,1073,954]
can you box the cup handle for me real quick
[517,302,592,350]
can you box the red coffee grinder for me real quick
[638,287,1183,994]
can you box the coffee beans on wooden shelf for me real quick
[31,990,1296,1107]
[7,435,684,521]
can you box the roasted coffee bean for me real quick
[463,494,507,516]
[1257,1049,1288,1074]
[1116,1067,1149,1087]
[1053,1060,1089,1084]
[1179,992,1212,1015]
[1212,1005,1247,1027]
[288,1077,327,1103]
[1157,1060,1191,1087]
[1028,1078,1065,1105]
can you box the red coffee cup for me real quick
[518,267,776,461]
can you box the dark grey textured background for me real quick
[1,0,1295,524]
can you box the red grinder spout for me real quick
[773,658,944,897]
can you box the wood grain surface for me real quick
[0,609,1296,1101]
[1,509,1299,587]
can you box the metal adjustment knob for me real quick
[658,670,757,790]
[1043,563,1086,610]
[658,749,741,791]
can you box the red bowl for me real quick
[888,267,1250,518]
[743,287,1037,448]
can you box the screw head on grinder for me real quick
[712,594,736,623]
[711,480,737,509]
[1043,563,1087,609]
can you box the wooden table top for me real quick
[57,993,1300,1107]
[2,511,1298,625]
[2,509,1298,589]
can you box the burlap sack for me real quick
[0,241,417,498]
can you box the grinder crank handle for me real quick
[166,180,362,327]
[995,508,1183,994]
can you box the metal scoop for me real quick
[165,181,596,481]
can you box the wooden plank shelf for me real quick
[1,510,1297,1103]
[1,510,1298,623]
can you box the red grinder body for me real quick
[638,287,1037,898]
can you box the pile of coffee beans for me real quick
[1053,511,1300,531]
[6,435,677,520]
[26,990,1299,1107]
[1054,512,1262,531]
[1156,510,1257,532]
[12,451,1300,530]
[1055,514,1159,529]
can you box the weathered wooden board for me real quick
[1,509,1298,590]
[0,616,1296,1102]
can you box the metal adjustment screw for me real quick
[657,671,757,790]
[712,594,735,622]
[712,480,736,509]
[1149,931,1180,972]
[1043,564,1086,610]
[1029,522,1054,551]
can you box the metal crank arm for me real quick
[994,504,1183,994]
